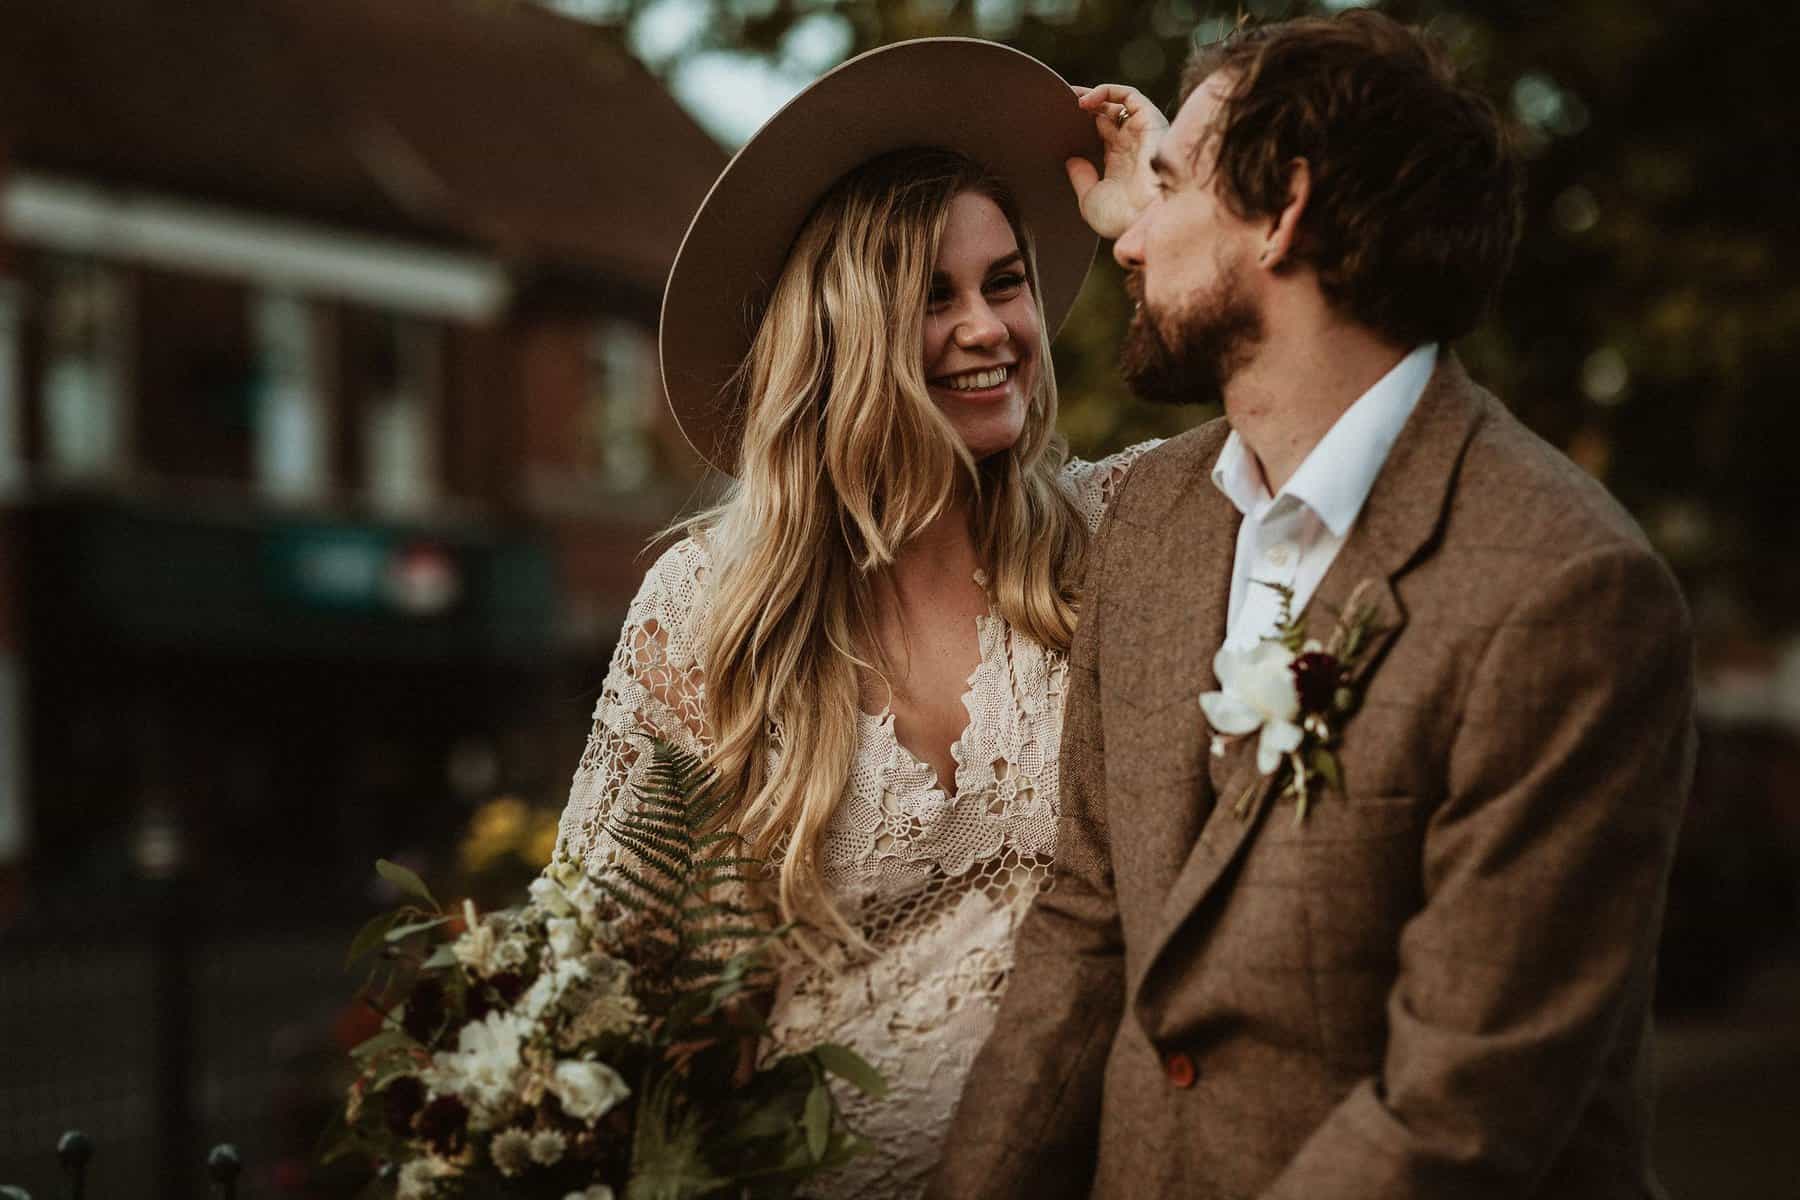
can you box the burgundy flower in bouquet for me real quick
[324,742,884,1199]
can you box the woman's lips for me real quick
[929,363,1018,403]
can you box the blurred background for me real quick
[0,0,1794,1195]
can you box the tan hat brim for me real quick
[659,37,1103,474]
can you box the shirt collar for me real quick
[1210,343,1437,537]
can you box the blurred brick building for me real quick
[0,0,726,917]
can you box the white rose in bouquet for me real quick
[547,1059,632,1122]
[424,1009,531,1129]
[333,743,887,1198]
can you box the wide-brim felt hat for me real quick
[659,37,1103,474]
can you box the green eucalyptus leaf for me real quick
[344,909,401,970]
[375,859,439,911]
[1310,747,1343,791]
[813,1042,888,1098]
[803,1081,831,1161]
[384,915,455,942]
[349,1028,416,1060]
[421,943,459,970]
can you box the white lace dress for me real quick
[555,443,1158,1198]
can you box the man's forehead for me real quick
[1166,73,1233,169]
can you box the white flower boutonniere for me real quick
[1200,580,1386,823]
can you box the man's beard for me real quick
[1119,262,1263,409]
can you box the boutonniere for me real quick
[1199,579,1386,824]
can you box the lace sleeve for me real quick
[555,537,714,870]
[1061,438,1164,533]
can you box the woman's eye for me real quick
[927,286,951,308]
[986,273,1025,296]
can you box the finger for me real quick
[1078,83,1144,110]
[1065,155,1100,201]
[1072,84,1092,99]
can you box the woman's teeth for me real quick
[939,366,1011,391]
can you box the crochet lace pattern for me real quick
[556,442,1159,1198]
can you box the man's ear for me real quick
[1259,158,1311,271]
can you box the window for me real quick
[587,319,656,490]
[40,258,129,481]
[364,317,441,516]
[253,291,328,503]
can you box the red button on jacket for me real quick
[1164,1051,1197,1089]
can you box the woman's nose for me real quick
[955,301,1007,348]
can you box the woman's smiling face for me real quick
[921,190,1041,460]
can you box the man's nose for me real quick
[1114,216,1146,271]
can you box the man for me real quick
[931,11,1694,1199]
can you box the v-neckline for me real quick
[862,610,999,804]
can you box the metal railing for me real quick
[0,1132,242,1200]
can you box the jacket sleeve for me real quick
[1259,544,1696,1199]
[928,491,1131,1200]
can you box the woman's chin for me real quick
[953,420,1026,460]
[929,380,1029,461]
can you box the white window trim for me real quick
[4,171,510,322]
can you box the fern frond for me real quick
[679,900,769,921]
[669,956,737,980]
[614,813,697,845]
[687,925,777,946]
[605,859,683,910]
[606,828,691,883]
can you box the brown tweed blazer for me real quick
[930,356,1696,1200]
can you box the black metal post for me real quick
[152,876,195,1200]
[205,1145,241,1200]
[55,1131,90,1200]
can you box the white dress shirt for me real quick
[1214,343,1438,649]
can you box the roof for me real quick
[0,0,727,296]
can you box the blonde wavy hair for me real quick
[689,148,1089,950]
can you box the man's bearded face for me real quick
[1119,249,1264,409]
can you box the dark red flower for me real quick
[415,1093,470,1155]
[383,1075,427,1137]
[490,970,527,1006]
[402,977,446,1043]
[1290,651,1344,715]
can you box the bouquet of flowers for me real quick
[324,742,883,1199]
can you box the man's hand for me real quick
[1068,84,1167,239]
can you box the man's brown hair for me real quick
[1181,11,1522,346]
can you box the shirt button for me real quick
[1264,542,1296,567]
[1164,1051,1198,1089]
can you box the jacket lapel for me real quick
[1105,424,1238,856]
[1132,353,1489,1022]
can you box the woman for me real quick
[555,40,1163,1197]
